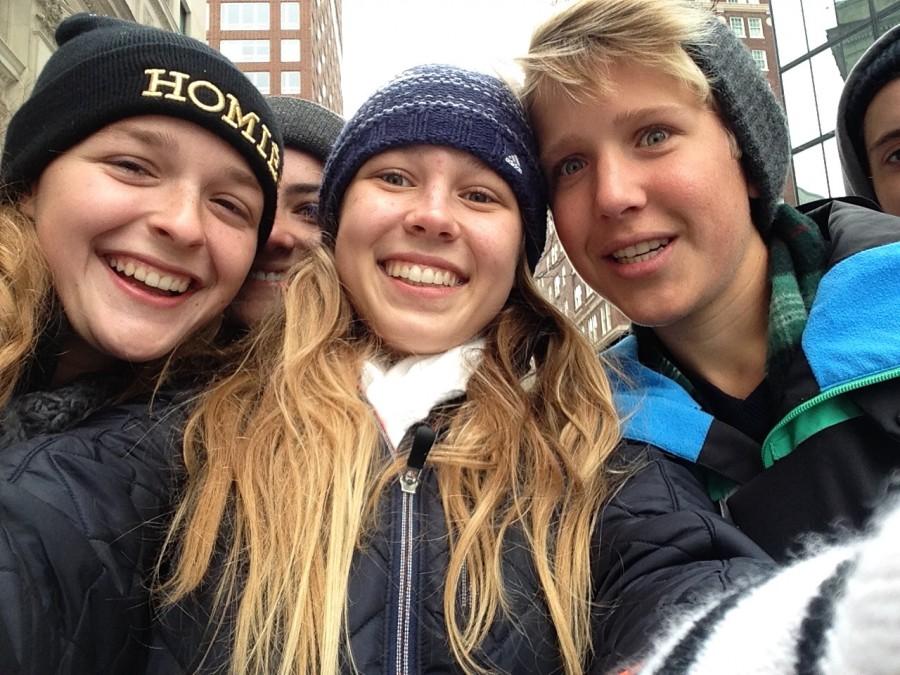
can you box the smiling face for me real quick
[530,61,766,332]
[231,147,324,326]
[20,115,261,370]
[864,78,900,217]
[334,145,522,355]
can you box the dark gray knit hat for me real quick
[1,13,283,246]
[319,64,548,270]
[688,19,790,234]
[266,96,344,163]
[836,24,900,204]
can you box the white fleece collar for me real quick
[362,339,485,451]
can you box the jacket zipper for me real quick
[394,424,436,675]
[761,366,900,466]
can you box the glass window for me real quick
[245,71,270,94]
[219,39,270,63]
[220,3,269,30]
[810,47,847,137]
[782,61,820,148]
[281,71,301,95]
[729,16,746,38]
[281,39,301,62]
[807,0,871,57]
[823,136,846,198]
[878,5,900,33]
[281,2,300,29]
[574,284,583,310]
[554,276,561,298]
[748,17,764,38]
[770,0,809,64]
[793,144,830,203]
[751,49,769,71]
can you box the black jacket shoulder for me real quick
[0,393,189,674]
[590,442,773,671]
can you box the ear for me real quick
[17,187,37,219]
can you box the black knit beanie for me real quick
[688,20,790,235]
[837,24,900,203]
[319,64,548,270]
[267,96,343,163]
[1,13,283,245]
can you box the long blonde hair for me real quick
[0,199,53,406]
[160,241,621,674]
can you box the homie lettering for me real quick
[142,68,280,183]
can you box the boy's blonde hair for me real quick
[520,0,716,107]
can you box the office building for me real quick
[770,0,900,202]
[205,0,342,112]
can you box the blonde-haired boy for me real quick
[523,0,900,668]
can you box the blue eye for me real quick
[639,128,670,147]
[558,157,585,177]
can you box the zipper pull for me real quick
[400,423,436,494]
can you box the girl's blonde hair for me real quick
[519,0,716,108]
[159,242,622,675]
[0,200,52,406]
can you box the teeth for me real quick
[384,261,460,287]
[107,256,191,294]
[612,238,670,264]
[250,270,285,282]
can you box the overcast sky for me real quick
[340,0,560,117]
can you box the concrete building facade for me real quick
[0,0,206,141]
[205,0,341,113]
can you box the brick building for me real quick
[205,0,341,112]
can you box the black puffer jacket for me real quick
[0,393,186,674]
[147,436,772,674]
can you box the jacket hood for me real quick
[837,24,900,203]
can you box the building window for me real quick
[220,3,270,30]
[574,284,583,310]
[281,39,301,62]
[747,17,763,39]
[729,17,745,38]
[281,2,300,29]
[600,302,612,334]
[245,71,271,94]
[588,315,598,343]
[751,49,769,71]
[281,71,301,94]
[219,39,270,63]
[554,276,561,298]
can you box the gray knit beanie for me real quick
[688,19,790,234]
[836,24,900,204]
[319,64,548,270]
[266,96,344,163]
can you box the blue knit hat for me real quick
[319,64,548,270]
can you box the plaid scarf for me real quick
[637,203,829,399]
